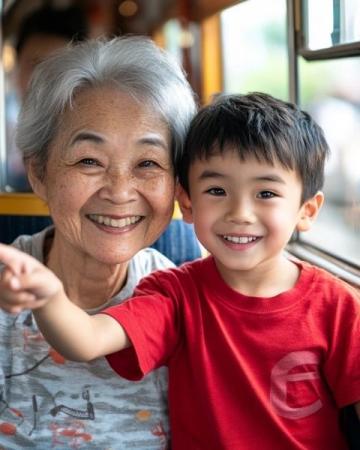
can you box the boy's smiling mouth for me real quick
[222,235,260,244]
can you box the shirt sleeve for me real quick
[103,269,182,381]
[324,282,360,407]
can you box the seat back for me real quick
[340,405,360,450]
[0,215,53,244]
[151,219,201,265]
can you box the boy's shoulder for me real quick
[135,255,212,292]
[298,259,360,304]
[149,254,210,280]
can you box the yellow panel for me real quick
[173,201,182,220]
[152,27,166,48]
[200,14,223,104]
[0,193,49,216]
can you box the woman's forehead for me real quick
[57,86,168,137]
[47,87,170,158]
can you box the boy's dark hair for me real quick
[16,5,88,55]
[178,92,330,202]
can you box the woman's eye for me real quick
[138,160,159,168]
[206,187,226,196]
[257,190,276,199]
[79,158,99,166]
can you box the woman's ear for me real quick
[26,162,48,203]
[296,191,324,232]
[176,183,193,224]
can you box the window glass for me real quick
[305,0,360,50]
[299,56,360,266]
[3,40,26,191]
[163,19,183,62]
[221,0,288,99]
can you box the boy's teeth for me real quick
[89,214,141,228]
[223,235,257,244]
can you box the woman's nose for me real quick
[98,169,137,203]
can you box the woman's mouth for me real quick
[87,214,142,229]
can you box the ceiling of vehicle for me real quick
[2,0,177,40]
[2,0,239,40]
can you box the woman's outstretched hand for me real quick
[0,243,129,360]
[0,243,63,314]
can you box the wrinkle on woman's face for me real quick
[40,86,175,265]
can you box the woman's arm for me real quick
[0,243,130,361]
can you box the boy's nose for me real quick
[224,199,256,224]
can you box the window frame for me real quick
[286,0,360,286]
[298,0,360,60]
[0,1,7,191]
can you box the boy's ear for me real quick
[176,183,193,224]
[296,191,324,232]
[26,162,48,203]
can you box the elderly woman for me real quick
[0,36,195,448]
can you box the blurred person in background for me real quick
[6,4,88,191]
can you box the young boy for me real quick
[0,93,359,450]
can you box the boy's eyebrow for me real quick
[198,170,286,184]
[198,170,226,180]
[254,175,286,184]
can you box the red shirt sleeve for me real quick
[103,269,182,380]
[323,279,360,407]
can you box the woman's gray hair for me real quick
[16,35,197,179]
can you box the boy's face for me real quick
[179,148,322,281]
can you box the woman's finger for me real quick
[0,290,37,312]
[0,243,42,276]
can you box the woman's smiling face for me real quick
[31,86,175,265]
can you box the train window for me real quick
[221,0,288,99]
[304,0,360,50]
[2,40,24,192]
[298,55,360,268]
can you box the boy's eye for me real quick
[206,187,226,196]
[257,190,276,199]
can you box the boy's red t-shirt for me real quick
[104,256,360,450]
